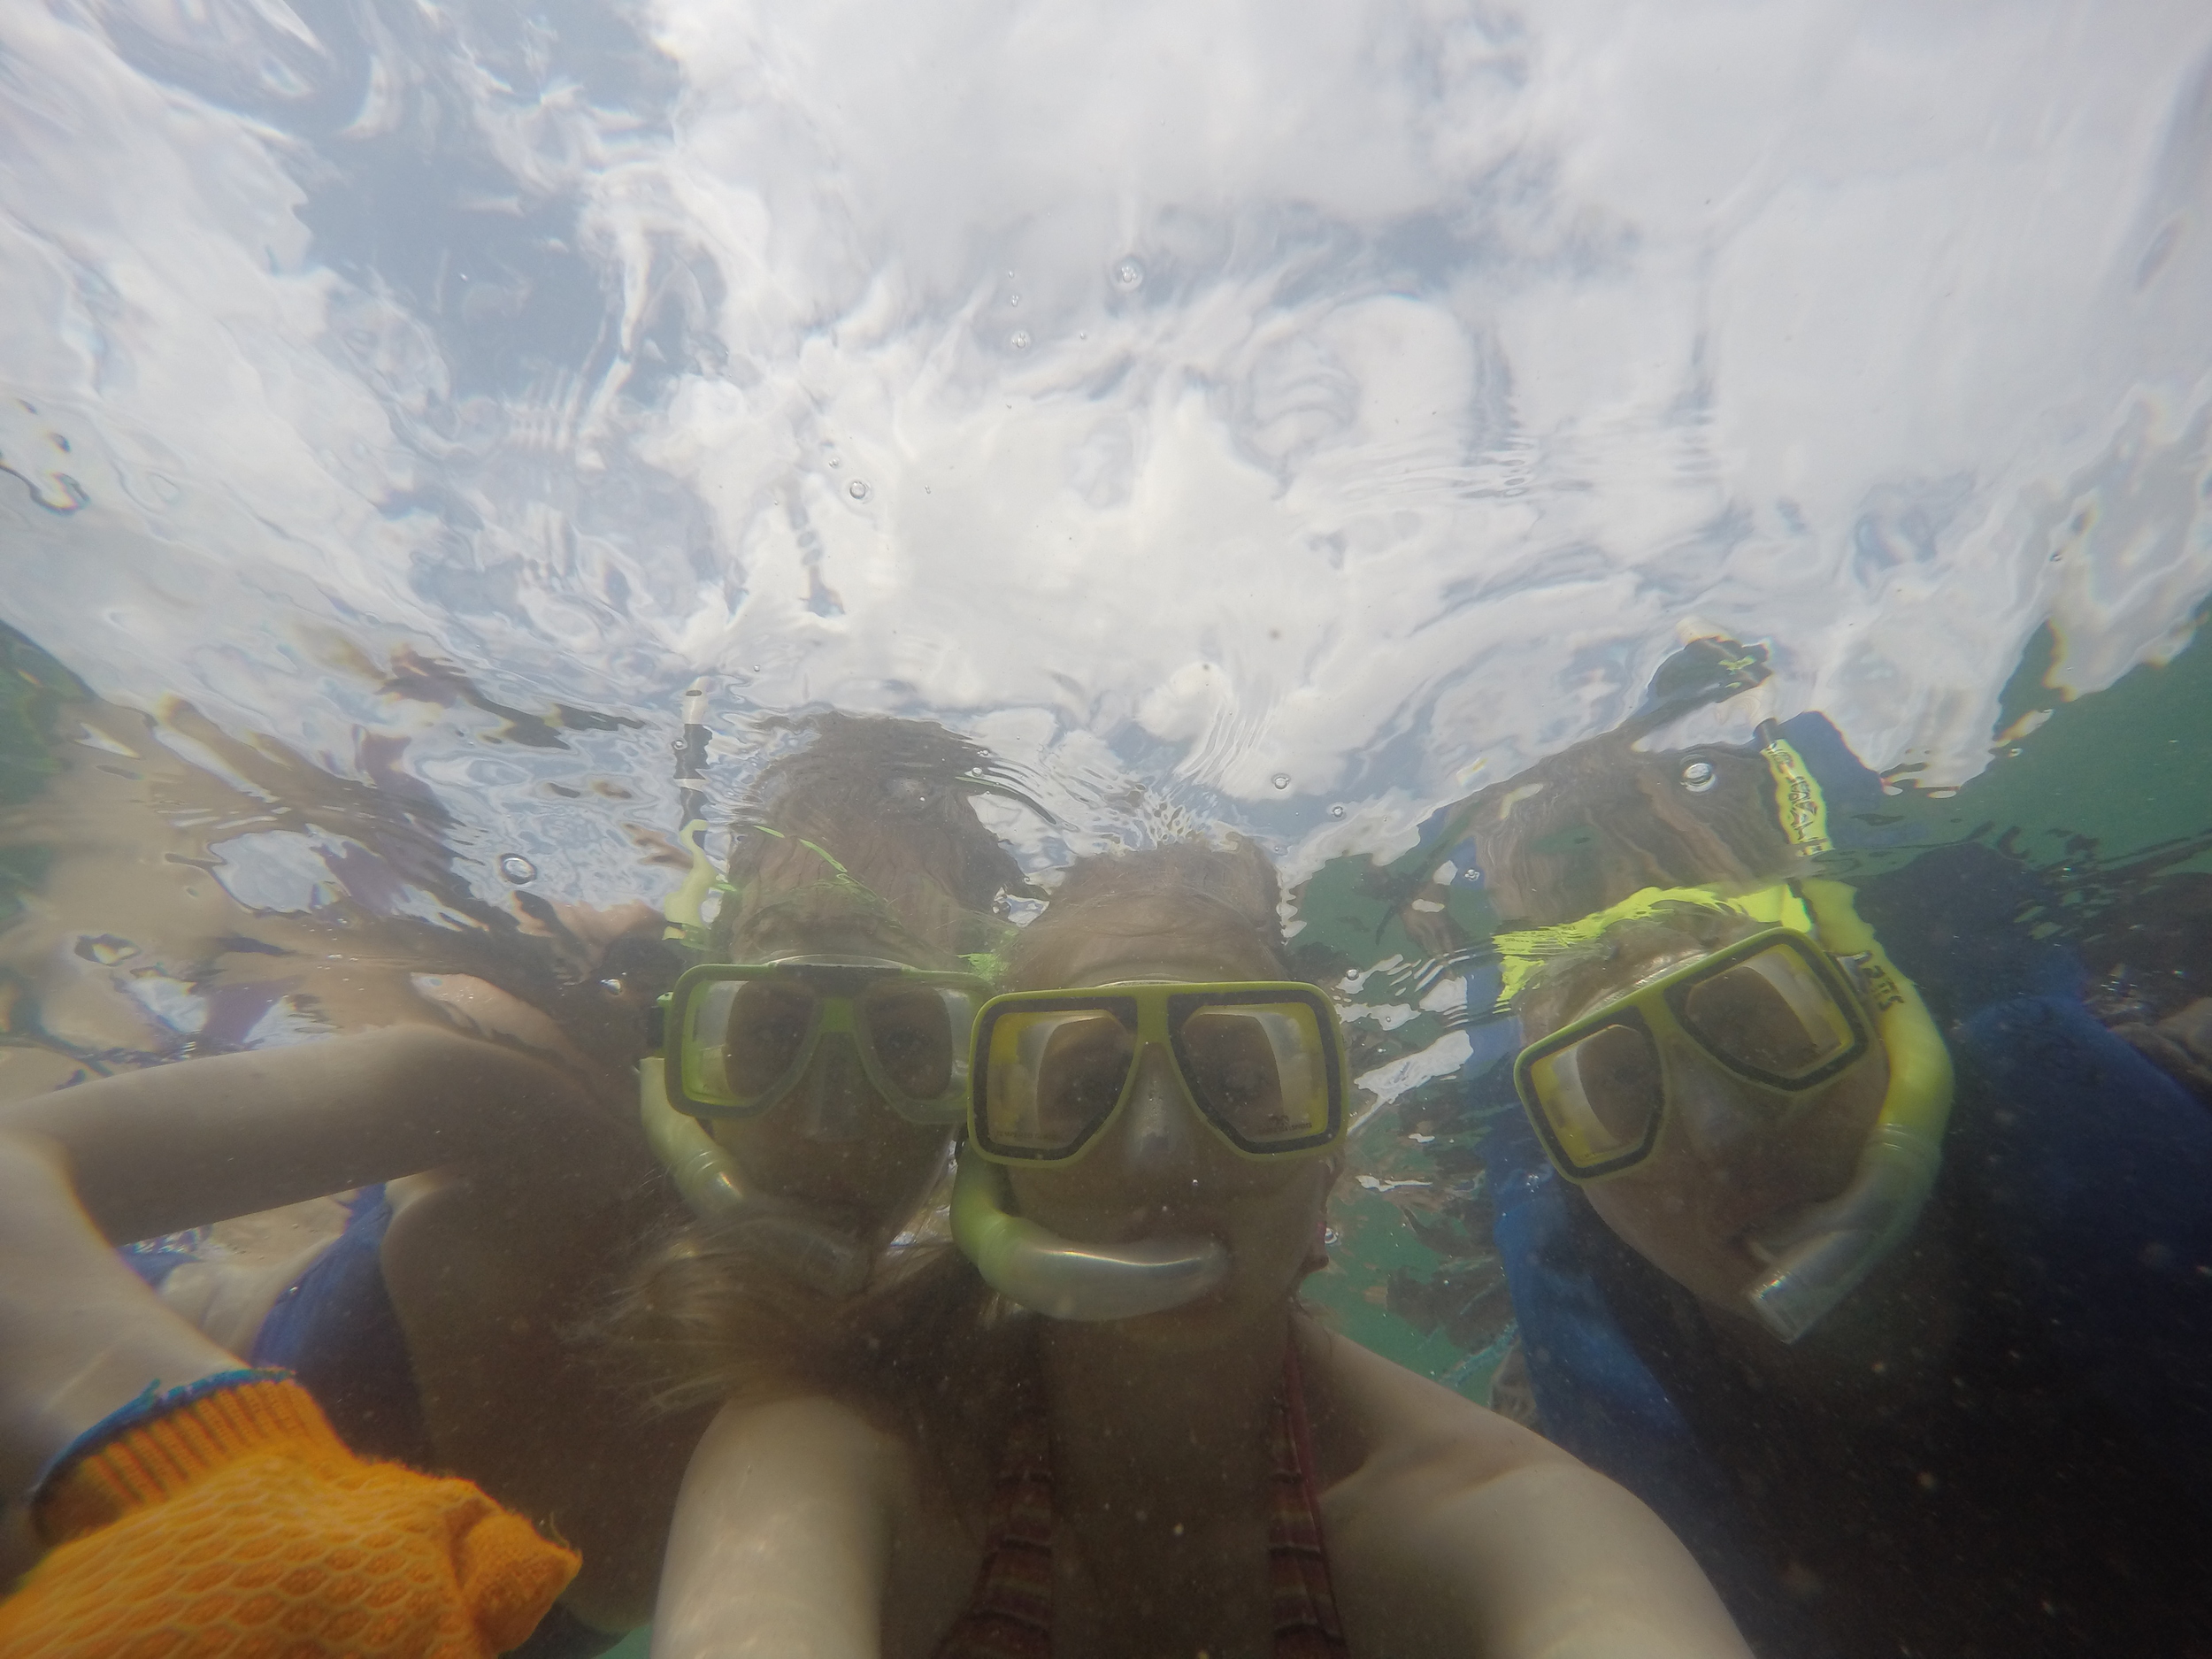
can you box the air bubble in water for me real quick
[499,854,538,885]
[1271,772,1291,791]
[1008,292,1021,307]
[847,478,871,500]
[1010,329,1032,352]
[1114,257,1146,289]
[1330,804,1347,818]
[1679,760,1717,794]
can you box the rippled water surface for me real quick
[4,2,2212,1653]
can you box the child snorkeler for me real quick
[649,841,1751,1659]
[0,710,1033,1655]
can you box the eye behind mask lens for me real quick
[987,1012,1134,1153]
[864,986,958,1099]
[1535,1021,1663,1165]
[1679,949,1855,1080]
[1179,1006,1330,1143]
[700,979,817,1100]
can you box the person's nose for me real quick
[1108,1047,1201,1176]
[1663,1047,1770,1161]
[791,1036,879,1142]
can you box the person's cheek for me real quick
[1588,1172,1721,1287]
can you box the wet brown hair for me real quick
[713,711,1032,965]
[1005,836,1290,989]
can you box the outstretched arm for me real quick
[1351,1455,1750,1659]
[1314,1330,1750,1659]
[651,1394,907,1659]
[0,1025,609,1242]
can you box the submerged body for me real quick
[1487,849,2212,1656]
[0,713,1031,1653]
[655,843,1748,1659]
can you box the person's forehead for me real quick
[1555,930,1736,1027]
[1030,930,1281,989]
[732,910,927,965]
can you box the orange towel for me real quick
[1,1373,579,1657]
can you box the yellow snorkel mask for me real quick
[1497,876,1953,1343]
[947,979,1352,1322]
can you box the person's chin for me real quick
[1104,1268,1277,1348]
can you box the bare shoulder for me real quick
[1297,1315,1571,1503]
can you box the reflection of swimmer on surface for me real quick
[1380,635,1786,961]
[655,840,1752,1659]
[0,624,667,1102]
[0,1130,577,1656]
[1478,752,2212,1655]
[0,710,1032,1655]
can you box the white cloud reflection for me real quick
[3,0,2209,888]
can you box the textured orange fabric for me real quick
[1,1377,579,1657]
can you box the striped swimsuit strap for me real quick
[932,1348,1351,1658]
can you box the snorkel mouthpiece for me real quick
[639,1057,872,1297]
[1743,1121,1942,1342]
[951,1146,1229,1321]
[1742,879,1954,1343]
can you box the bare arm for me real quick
[0,1130,238,1578]
[1313,1331,1749,1659]
[1341,1456,1750,1659]
[652,1394,907,1659]
[0,1026,611,1242]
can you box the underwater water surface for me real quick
[3,0,2212,1655]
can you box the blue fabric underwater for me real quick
[248,1184,432,1470]
[244,1186,624,1659]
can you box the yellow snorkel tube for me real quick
[1738,725,1954,1340]
[949,1144,1230,1321]
[640,1056,872,1295]
[1741,878,1953,1342]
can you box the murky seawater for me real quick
[3,3,2210,1655]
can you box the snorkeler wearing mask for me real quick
[1488,874,2212,1658]
[0,711,1029,1656]
[652,841,1750,1659]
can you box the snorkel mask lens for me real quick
[971,983,1348,1165]
[1514,929,1874,1182]
[665,961,988,1125]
